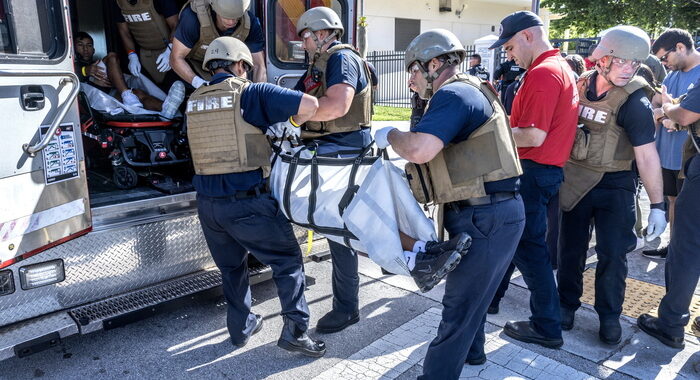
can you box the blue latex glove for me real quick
[645,208,667,242]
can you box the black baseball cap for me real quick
[489,11,544,49]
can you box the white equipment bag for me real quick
[270,144,437,276]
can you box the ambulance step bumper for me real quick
[69,265,271,335]
[0,312,78,361]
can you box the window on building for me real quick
[394,18,420,51]
[271,0,346,66]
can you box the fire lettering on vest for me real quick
[123,12,153,23]
[578,105,608,124]
[187,95,234,112]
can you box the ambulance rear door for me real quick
[0,0,91,271]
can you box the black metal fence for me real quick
[367,45,476,108]
[367,45,511,108]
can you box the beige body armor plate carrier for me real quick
[559,71,654,211]
[405,73,522,204]
[186,77,271,176]
[116,0,170,51]
[181,0,251,79]
[301,44,372,139]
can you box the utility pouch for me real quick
[405,162,434,204]
[570,125,590,161]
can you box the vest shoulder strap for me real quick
[185,0,212,29]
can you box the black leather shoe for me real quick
[487,305,499,315]
[425,232,472,257]
[277,317,327,357]
[235,314,263,347]
[560,307,575,331]
[465,354,487,365]
[599,318,622,345]
[316,309,360,334]
[503,321,563,349]
[637,314,685,349]
[642,246,668,259]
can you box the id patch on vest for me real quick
[123,12,153,22]
[187,95,235,113]
[578,105,609,124]
[303,75,322,93]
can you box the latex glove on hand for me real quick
[266,119,300,139]
[374,127,396,149]
[128,52,141,77]
[645,208,667,242]
[191,76,208,89]
[156,44,172,72]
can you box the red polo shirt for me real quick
[510,49,579,167]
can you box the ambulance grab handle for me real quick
[9,71,80,157]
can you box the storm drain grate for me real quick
[581,268,700,336]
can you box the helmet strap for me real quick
[419,55,459,98]
[597,58,616,87]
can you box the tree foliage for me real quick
[542,0,700,39]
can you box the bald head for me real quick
[502,25,552,69]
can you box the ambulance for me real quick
[0,0,362,360]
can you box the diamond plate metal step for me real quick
[69,265,271,334]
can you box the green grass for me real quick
[372,105,411,121]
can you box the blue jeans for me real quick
[658,155,700,336]
[197,193,310,344]
[510,160,563,338]
[420,195,525,380]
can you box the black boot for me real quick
[637,314,685,349]
[560,307,575,331]
[316,309,360,334]
[503,321,563,349]
[599,318,622,345]
[410,248,462,293]
[277,317,327,357]
[234,314,264,348]
[642,246,668,259]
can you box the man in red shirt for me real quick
[489,11,578,349]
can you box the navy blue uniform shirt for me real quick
[111,0,179,23]
[175,9,264,53]
[413,80,520,194]
[295,41,371,150]
[192,73,303,196]
[586,72,656,191]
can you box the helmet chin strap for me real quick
[310,30,339,63]
[417,54,460,99]
[596,59,616,87]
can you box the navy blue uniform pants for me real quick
[197,193,310,344]
[558,183,636,320]
[420,196,525,380]
[509,161,563,338]
[658,155,700,336]
[328,240,360,315]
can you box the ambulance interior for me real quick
[66,0,346,209]
[68,0,195,209]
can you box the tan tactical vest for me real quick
[186,77,271,176]
[116,0,170,51]
[559,71,654,211]
[301,44,372,139]
[405,73,522,204]
[181,0,251,78]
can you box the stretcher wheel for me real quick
[113,166,138,189]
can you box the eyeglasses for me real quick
[659,48,676,62]
[611,57,641,69]
[408,62,421,75]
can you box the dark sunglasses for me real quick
[659,48,676,62]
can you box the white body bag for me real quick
[270,144,437,276]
